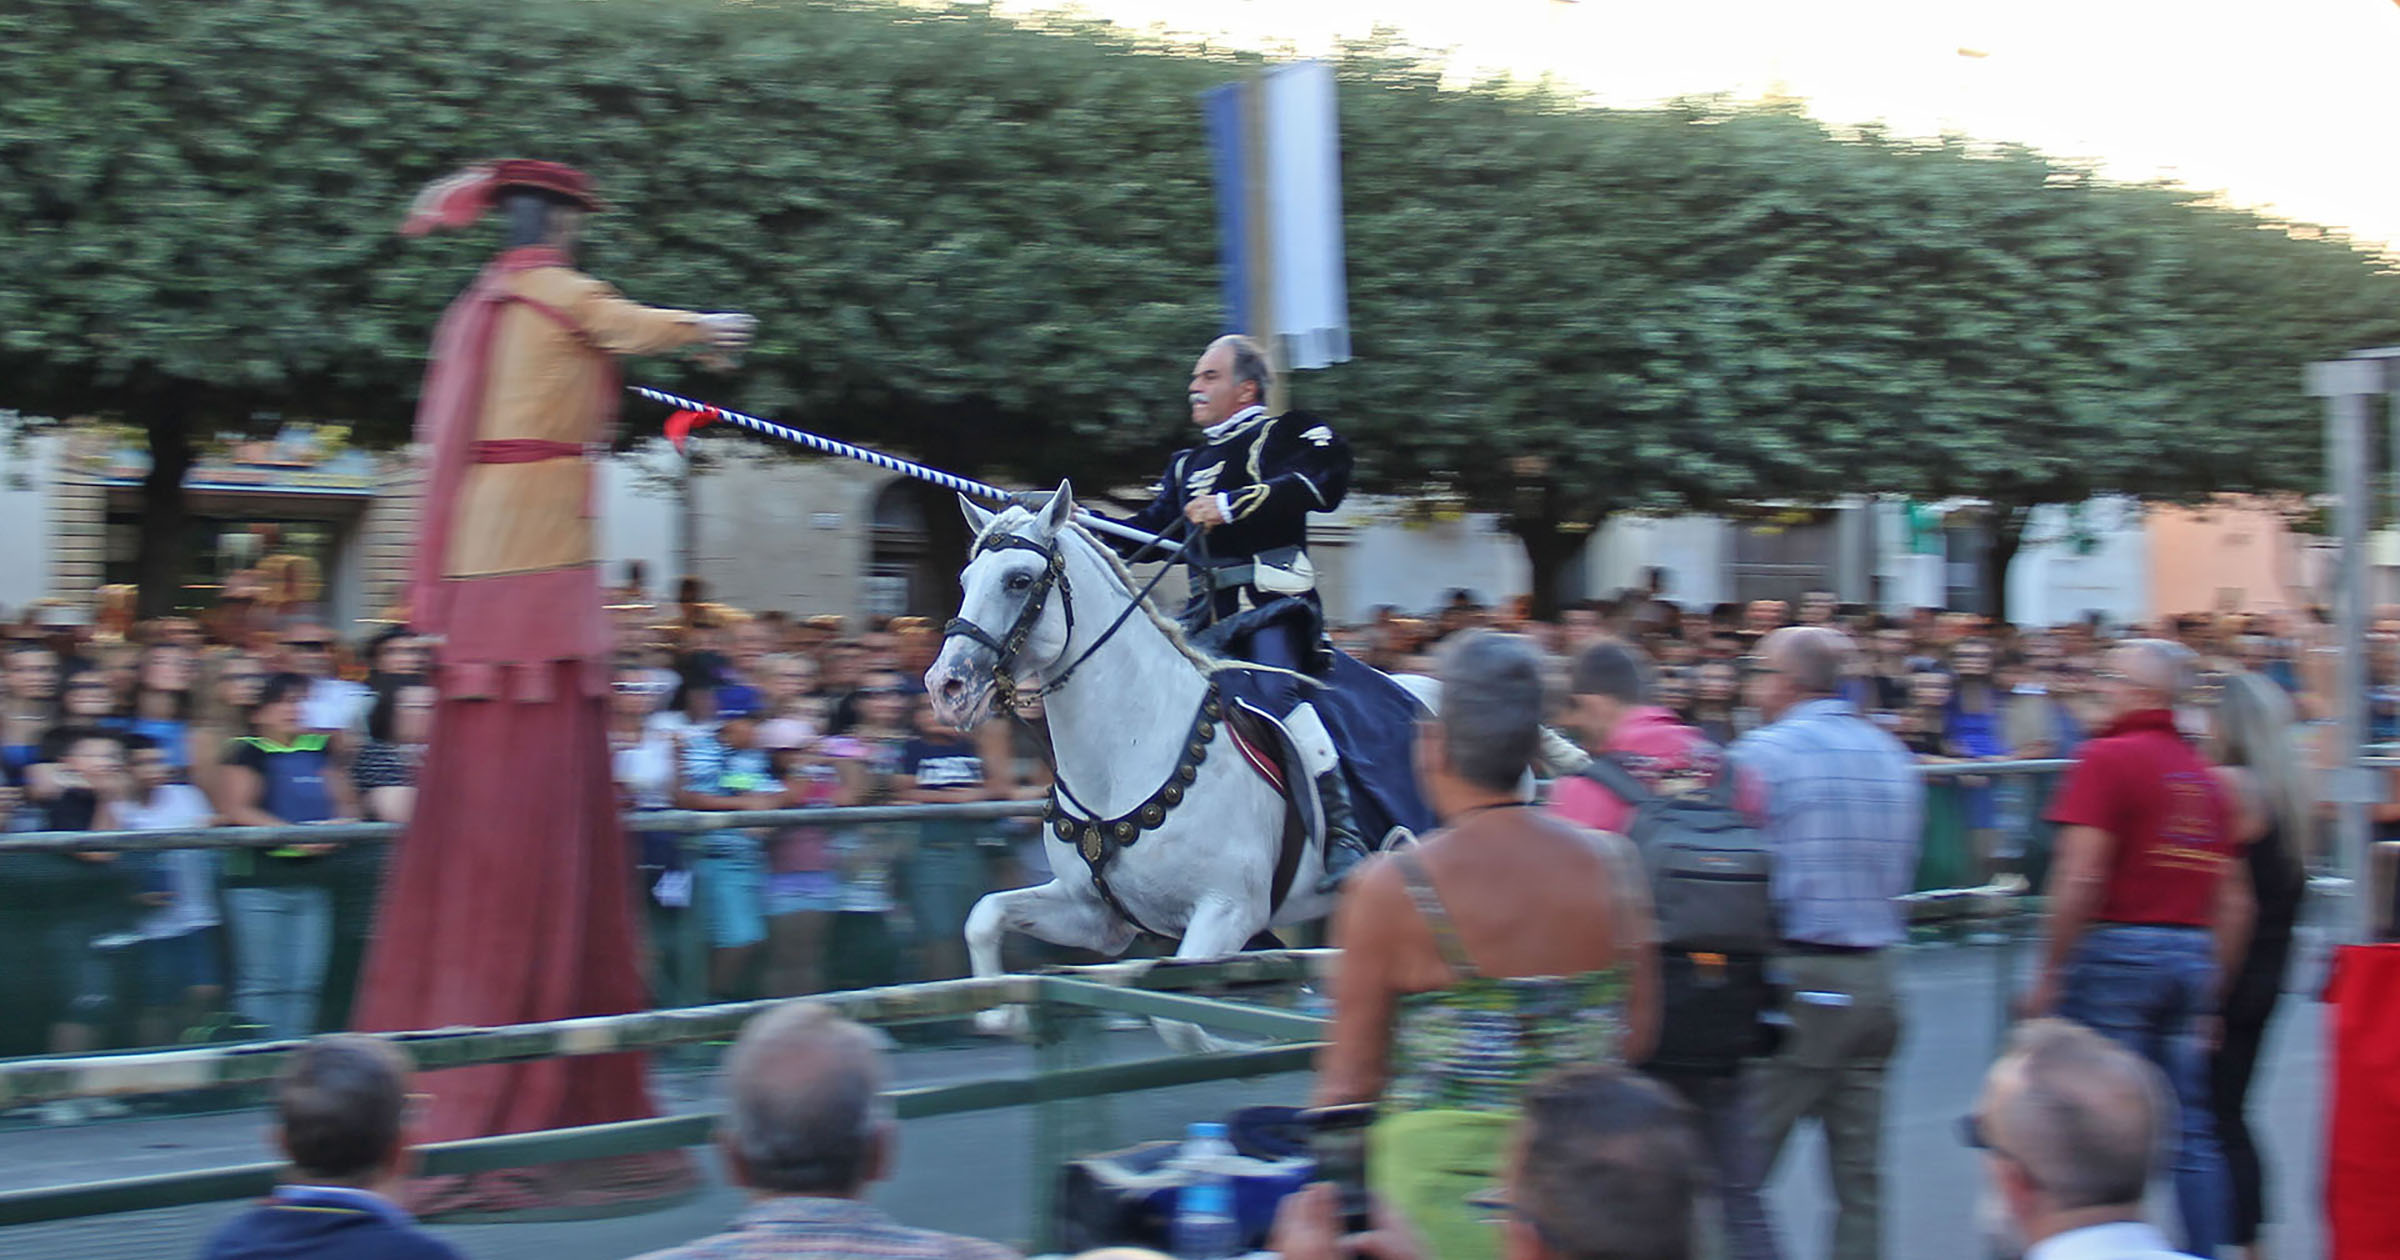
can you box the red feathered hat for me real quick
[398,159,605,237]
[491,159,603,209]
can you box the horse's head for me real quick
[926,479,1080,731]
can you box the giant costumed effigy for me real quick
[355,159,751,1215]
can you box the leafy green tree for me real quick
[0,0,1234,613]
[4,0,2395,620]
[1314,69,2400,616]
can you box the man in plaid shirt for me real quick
[1731,627,1923,1260]
[637,1002,1017,1260]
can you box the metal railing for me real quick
[0,757,2082,852]
[0,801,1050,854]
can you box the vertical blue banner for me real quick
[1201,81,1252,338]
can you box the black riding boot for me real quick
[1314,768,1372,893]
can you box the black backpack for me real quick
[1577,756,1777,954]
[1578,754,1781,1072]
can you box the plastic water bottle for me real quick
[1170,1121,1241,1259]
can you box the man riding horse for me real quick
[1095,334,1400,891]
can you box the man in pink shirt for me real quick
[1553,644,1752,833]
[1552,638,1782,1260]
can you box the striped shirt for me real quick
[634,1197,1019,1260]
[1731,697,1925,949]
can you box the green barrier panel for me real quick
[0,1163,284,1230]
[1915,780,1973,891]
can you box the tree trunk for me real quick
[134,398,197,620]
[1982,502,2032,626]
[1506,505,1593,621]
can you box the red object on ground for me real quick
[2327,943,2400,1260]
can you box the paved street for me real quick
[0,937,2334,1260]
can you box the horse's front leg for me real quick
[1150,893,1272,1055]
[966,878,1138,1037]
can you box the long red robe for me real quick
[356,245,708,1215]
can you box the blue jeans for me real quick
[696,835,767,950]
[225,886,332,1039]
[2059,924,2228,1255]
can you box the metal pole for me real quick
[677,450,698,596]
[1243,68,1288,414]
[2309,357,2384,944]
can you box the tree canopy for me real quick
[4,0,2395,617]
[1311,73,2400,611]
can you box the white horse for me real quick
[926,482,1409,1050]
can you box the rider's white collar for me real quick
[1203,405,1268,443]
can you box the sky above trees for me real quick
[992,0,2400,252]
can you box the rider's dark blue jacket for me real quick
[1111,407,1352,624]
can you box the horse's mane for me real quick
[973,506,1222,675]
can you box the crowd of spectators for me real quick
[1349,583,2342,754]
[0,576,2347,1065]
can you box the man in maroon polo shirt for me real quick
[2025,638,2252,1256]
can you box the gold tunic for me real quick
[442,266,709,578]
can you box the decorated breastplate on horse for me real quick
[1046,678,1226,870]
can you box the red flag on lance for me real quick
[664,407,720,454]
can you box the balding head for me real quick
[1753,626,1850,722]
[2095,638,2197,726]
[722,1002,891,1197]
[2110,638,2192,702]
[1980,1019,2166,1218]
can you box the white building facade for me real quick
[0,424,2333,634]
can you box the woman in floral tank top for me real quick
[1314,632,1659,1260]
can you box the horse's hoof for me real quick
[975,1007,1029,1039]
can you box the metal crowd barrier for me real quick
[0,801,1052,854]
[0,759,2078,854]
[0,892,2078,1245]
[0,953,1335,1244]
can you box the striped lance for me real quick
[627,384,1166,549]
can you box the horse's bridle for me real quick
[941,532,1074,708]
[941,518,1203,940]
[940,519,1192,708]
